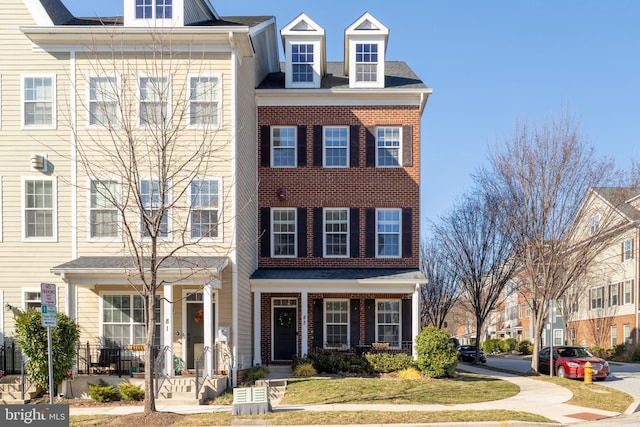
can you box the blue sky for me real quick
[63,0,640,237]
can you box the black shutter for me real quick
[402,125,413,167]
[260,207,271,257]
[313,299,324,349]
[402,208,413,258]
[350,208,360,258]
[350,299,360,347]
[260,125,271,167]
[313,208,323,257]
[297,125,307,167]
[365,126,376,167]
[313,125,323,167]
[402,299,412,343]
[365,299,376,344]
[365,208,376,258]
[297,208,308,257]
[350,125,360,167]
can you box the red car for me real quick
[538,346,609,380]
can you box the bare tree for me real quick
[435,194,517,363]
[419,236,460,328]
[476,113,619,372]
[62,32,237,413]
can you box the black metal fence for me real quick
[0,341,23,374]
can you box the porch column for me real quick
[412,284,420,359]
[204,281,213,377]
[301,292,308,357]
[63,279,76,321]
[163,283,174,377]
[253,291,262,365]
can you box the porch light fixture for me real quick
[277,188,287,200]
[4,303,12,311]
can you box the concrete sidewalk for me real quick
[69,364,622,426]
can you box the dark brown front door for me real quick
[273,307,297,361]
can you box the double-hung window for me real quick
[324,208,348,257]
[590,286,603,310]
[188,75,221,128]
[89,179,120,240]
[89,76,119,126]
[23,290,41,310]
[190,178,221,239]
[609,283,618,306]
[376,208,400,257]
[590,214,600,235]
[292,44,314,83]
[156,0,172,19]
[377,300,400,347]
[355,43,378,82]
[623,238,633,261]
[271,208,296,257]
[624,280,632,304]
[23,178,56,241]
[325,299,348,348]
[376,127,401,167]
[139,76,169,127]
[135,0,152,19]
[271,127,296,167]
[140,179,170,238]
[102,294,161,346]
[323,126,348,167]
[23,75,55,127]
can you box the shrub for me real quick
[631,348,640,362]
[241,365,269,385]
[398,367,423,380]
[14,309,80,393]
[481,339,500,354]
[414,327,458,378]
[291,362,317,377]
[118,381,144,401]
[504,338,517,352]
[88,379,119,402]
[363,352,414,373]
[515,340,532,355]
[307,350,367,374]
[614,344,626,357]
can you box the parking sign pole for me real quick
[48,326,54,404]
[41,283,57,404]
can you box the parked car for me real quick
[458,345,487,363]
[538,346,609,380]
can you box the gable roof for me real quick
[592,187,640,223]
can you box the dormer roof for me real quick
[344,12,389,77]
[280,13,326,85]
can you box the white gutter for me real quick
[230,45,239,387]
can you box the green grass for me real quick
[280,374,519,405]
[534,375,633,413]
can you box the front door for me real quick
[273,307,297,361]
[186,302,204,369]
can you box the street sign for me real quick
[41,283,56,306]
[41,305,57,328]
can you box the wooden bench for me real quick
[232,386,271,415]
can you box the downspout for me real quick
[636,226,639,345]
[230,33,239,387]
[69,49,78,320]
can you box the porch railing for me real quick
[77,342,162,377]
[194,346,210,399]
[1,342,23,375]
[154,346,170,398]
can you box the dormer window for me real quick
[292,44,314,83]
[281,13,326,89]
[135,0,172,20]
[355,43,379,83]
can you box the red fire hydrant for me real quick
[583,361,592,384]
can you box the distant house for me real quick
[251,12,431,364]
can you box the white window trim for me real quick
[590,214,601,235]
[623,280,632,305]
[323,207,349,258]
[349,39,385,89]
[21,74,56,129]
[375,299,401,349]
[86,176,122,243]
[22,287,43,311]
[271,207,297,258]
[270,126,297,168]
[375,208,401,259]
[188,177,223,242]
[139,177,173,242]
[323,126,349,168]
[86,74,121,129]
[609,283,619,307]
[375,126,402,168]
[99,291,163,347]
[21,176,58,242]
[137,74,171,128]
[324,299,349,350]
[590,286,604,310]
[285,39,321,89]
[187,73,222,130]
[623,238,633,261]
